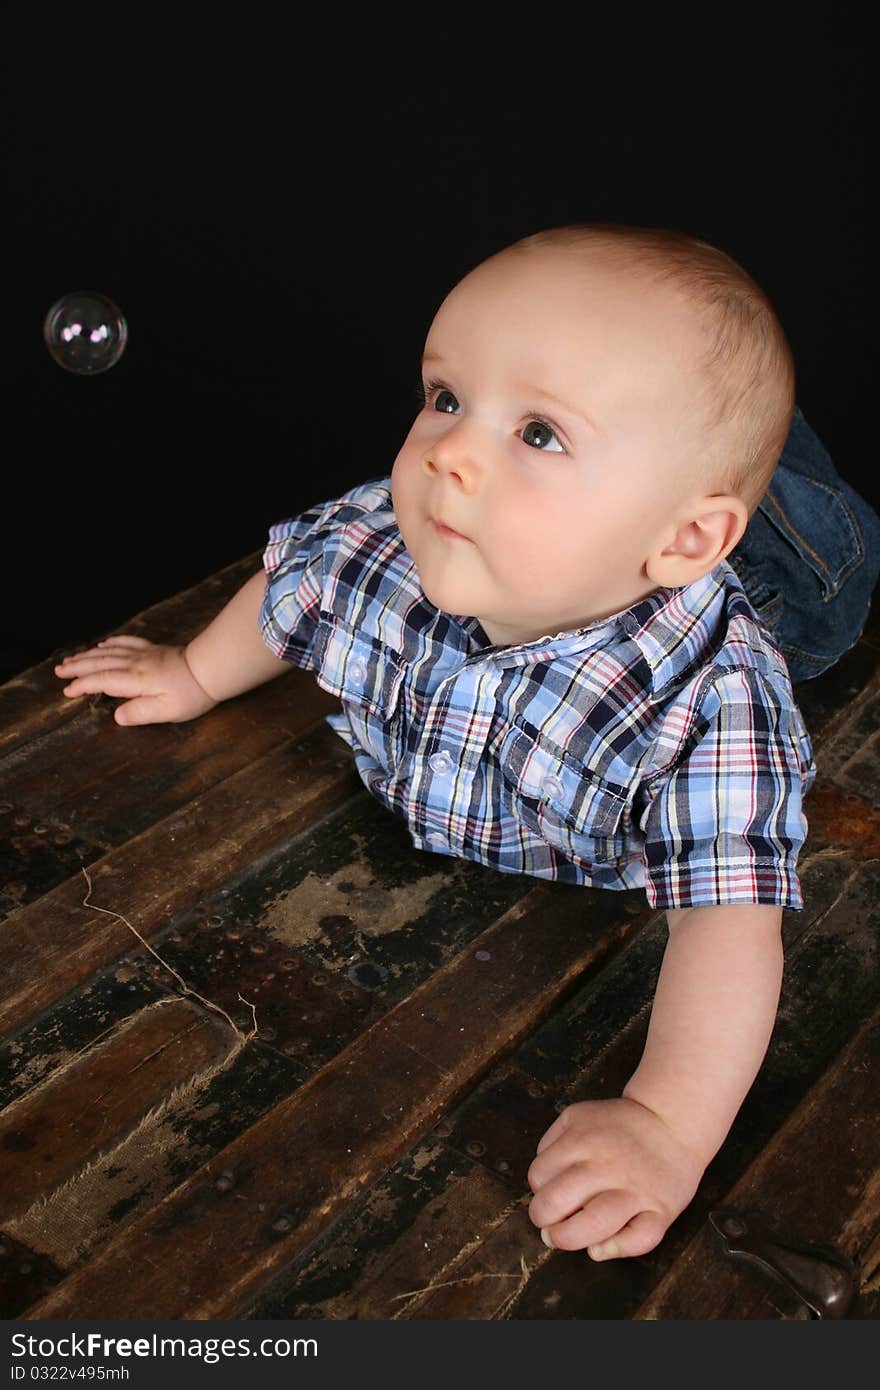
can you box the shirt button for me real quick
[428,750,455,775]
[348,659,367,684]
[542,774,564,801]
[426,832,446,847]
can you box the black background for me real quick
[4,7,869,685]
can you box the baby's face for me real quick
[391,247,711,647]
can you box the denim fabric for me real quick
[727,406,880,684]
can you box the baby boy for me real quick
[53,223,817,1263]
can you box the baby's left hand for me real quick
[527,1096,706,1260]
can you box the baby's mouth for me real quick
[431,517,472,542]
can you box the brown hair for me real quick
[501,223,796,518]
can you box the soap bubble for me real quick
[43,290,128,375]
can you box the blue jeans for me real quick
[727,406,880,684]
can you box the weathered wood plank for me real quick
[0,786,537,1289]
[794,784,880,858]
[0,671,338,849]
[0,551,263,759]
[0,999,233,1222]
[6,782,876,1320]
[1,776,532,1091]
[247,1139,524,1320]
[1,1037,301,1294]
[22,881,641,1318]
[633,1002,880,1319]
[0,801,98,921]
[0,671,341,919]
[0,1231,63,1318]
[1,724,363,1036]
[0,961,179,1110]
[806,665,880,805]
[793,621,880,748]
[280,818,878,1321]
[402,1196,549,1319]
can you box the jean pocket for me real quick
[758,466,864,602]
[726,548,785,634]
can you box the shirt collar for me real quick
[361,512,732,690]
[452,563,731,691]
[617,563,732,693]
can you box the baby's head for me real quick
[390,223,795,647]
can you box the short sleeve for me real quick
[259,478,389,669]
[637,668,815,911]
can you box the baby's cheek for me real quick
[498,522,565,590]
[500,505,561,575]
[390,463,419,531]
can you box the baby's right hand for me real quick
[53,635,221,726]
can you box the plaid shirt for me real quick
[260,478,817,911]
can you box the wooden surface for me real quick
[1,551,878,1320]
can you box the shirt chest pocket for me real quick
[313,615,406,725]
[500,726,631,865]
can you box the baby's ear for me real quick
[709,495,750,560]
[647,500,747,586]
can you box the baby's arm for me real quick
[184,569,290,702]
[621,903,784,1159]
[527,903,784,1259]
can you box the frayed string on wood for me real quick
[389,1253,532,1304]
[79,865,258,1044]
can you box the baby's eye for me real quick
[417,380,565,453]
[427,385,459,416]
[520,418,565,454]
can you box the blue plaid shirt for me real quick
[259,477,817,910]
